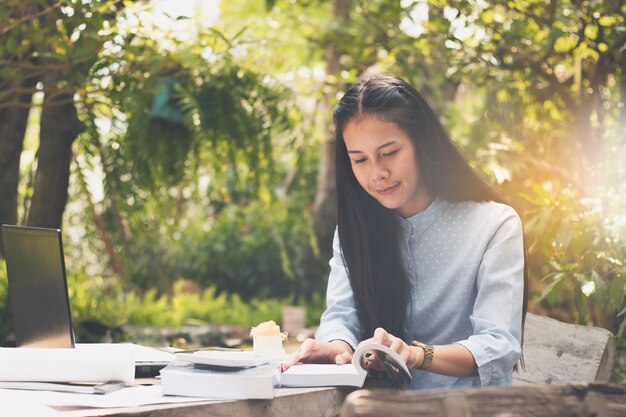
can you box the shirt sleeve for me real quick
[455,206,525,386]
[314,228,362,350]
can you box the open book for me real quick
[279,342,411,388]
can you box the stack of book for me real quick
[161,342,412,399]
[160,350,278,399]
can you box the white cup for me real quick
[253,335,285,360]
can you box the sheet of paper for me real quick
[282,364,359,376]
[0,344,135,383]
[0,385,211,409]
[2,393,62,416]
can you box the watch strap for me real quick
[411,340,434,370]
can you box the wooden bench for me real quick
[341,313,618,417]
[340,383,626,417]
[514,313,615,385]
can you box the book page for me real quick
[280,364,360,377]
[279,362,363,387]
[352,342,412,388]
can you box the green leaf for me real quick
[538,273,566,305]
[591,270,608,309]
[574,289,589,324]
[265,0,276,12]
[584,24,599,40]
[617,317,626,339]
[481,9,495,24]
[609,274,626,311]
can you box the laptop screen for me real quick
[2,225,75,348]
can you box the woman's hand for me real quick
[281,339,354,372]
[358,327,423,371]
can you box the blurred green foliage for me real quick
[66,272,325,329]
[174,198,320,300]
[512,179,626,334]
[1,2,625,366]
[217,0,626,339]
[0,266,325,343]
[60,5,320,296]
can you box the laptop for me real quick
[1,224,174,377]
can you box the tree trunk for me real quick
[311,0,350,259]
[26,86,82,229]
[0,77,36,256]
[303,0,350,295]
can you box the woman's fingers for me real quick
[281,351,300,371]
[389,337,414,367]
[283,333,414,373]
[390,337,404,356]
[283,334,415,374]
[362,328,416,372]
[281,338,315,371]
[372,327,391,345]
[282,339,353,371]
[334,350,352,365]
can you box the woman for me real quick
[283,74,527,390]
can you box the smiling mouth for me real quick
[375,183,400,195]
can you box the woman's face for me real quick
[343,115,433,217]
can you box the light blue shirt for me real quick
[315,197,525,390]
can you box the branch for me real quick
[0,82,74,101]
[0,81,133,109]
[0,68,52,91]
[590,31,626,90]
[0,0,64,36]
[1,89,72,109]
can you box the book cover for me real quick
[279,342,411,388]
[160,362,278,399]
[175,351,269,368]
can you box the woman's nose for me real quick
[370,163,389,181]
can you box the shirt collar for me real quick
[396,196,450,236]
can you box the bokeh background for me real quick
[1,0,625,379]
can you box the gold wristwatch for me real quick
[411,341,434,370]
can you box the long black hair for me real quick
[333,74,528,344]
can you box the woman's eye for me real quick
[382,149,399,158]
[353,158,367,165]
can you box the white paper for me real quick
[0,381,102,394]
[1,393,62,416]
[0,385,210,409]
[280,364,361,377]
[0,344,135,383]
